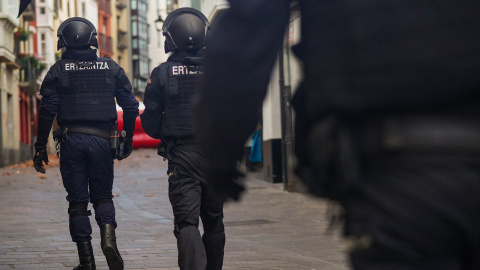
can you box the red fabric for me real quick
[117,109,161,149]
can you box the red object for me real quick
[117,105,161,149]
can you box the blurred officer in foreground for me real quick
[33,17,139,270]
[140,8,225,270]
[196,1,480,269]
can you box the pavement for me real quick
[0,148,350,270]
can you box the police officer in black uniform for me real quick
[140,8,225,270]
[33,17,139,270]
[195,0,480,269]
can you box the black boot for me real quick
[100,224,124,270]
[73,241,96,270]
[202,232,225,270]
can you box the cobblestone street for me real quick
[0,148,349,269]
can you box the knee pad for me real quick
[68,202,92,220]
[203,217,224,234]
[93,198,113,210]
[174,216,199,234]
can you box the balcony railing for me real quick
[116,0,127,9]
[17,60,41,94]
[117,30,128,50]
[99,0,111,14]
[22,4,36,21]
[98,34,113,54]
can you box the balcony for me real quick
[116,0,127,9]
[21,4,36,21]
[117,30,128,50]
[17,58,43,94]
[0,43,20,70]
[99,0,111,14]
[98,33,113,55]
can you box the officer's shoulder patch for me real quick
[147,78,152,85]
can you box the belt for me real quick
[360,115,480,156]
[64,125,111,140]
[163,136,195,145]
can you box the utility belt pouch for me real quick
[110,122,119,151]
[299,116,361,201]
[115,130,127,159]
[53,127,69,143]
[53,127,65,152]
[53,128,63,142]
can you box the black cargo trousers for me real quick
[301,115,480,270]
[165,141,225,270]
[344,159,480,270]
[343,116,480,270]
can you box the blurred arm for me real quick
[196,0,291,170]
[35,66,59,150]
[140,66,164,139]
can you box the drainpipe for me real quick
[278,42,295,191]
[0,92,3,167]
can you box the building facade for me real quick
[129,0,149,98]
[16,3,43,165]
[98,0,113,58]
[0,1,22,167]
[111,0,130,76]
[0,0,101,167]
[0,1,45,167]
[147,0,169,71]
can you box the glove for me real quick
[117,138,133,160]
[206,166,246,202]
[33,148,49,174]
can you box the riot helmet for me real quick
[57,17,98,50]
[162,8,210,53]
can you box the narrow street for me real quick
[0,148,349,270]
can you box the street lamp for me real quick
[155,15,164,31]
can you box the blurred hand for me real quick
[33,148,49,174]
[206,167,246,202]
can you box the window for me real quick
[131,0,137,10]
[166,0,178,13]
[140,39,147,51]
[140,57,149,77]
[142,21,148,35]
[41,33,47,59]
[133,60,139,75]
[103,18,107,33]
[40,7,45,14]
[139,0,146,14]
[132,38,138,49]
[191,0,201,10]
[82,3,86,16]
[132,21,137,36]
